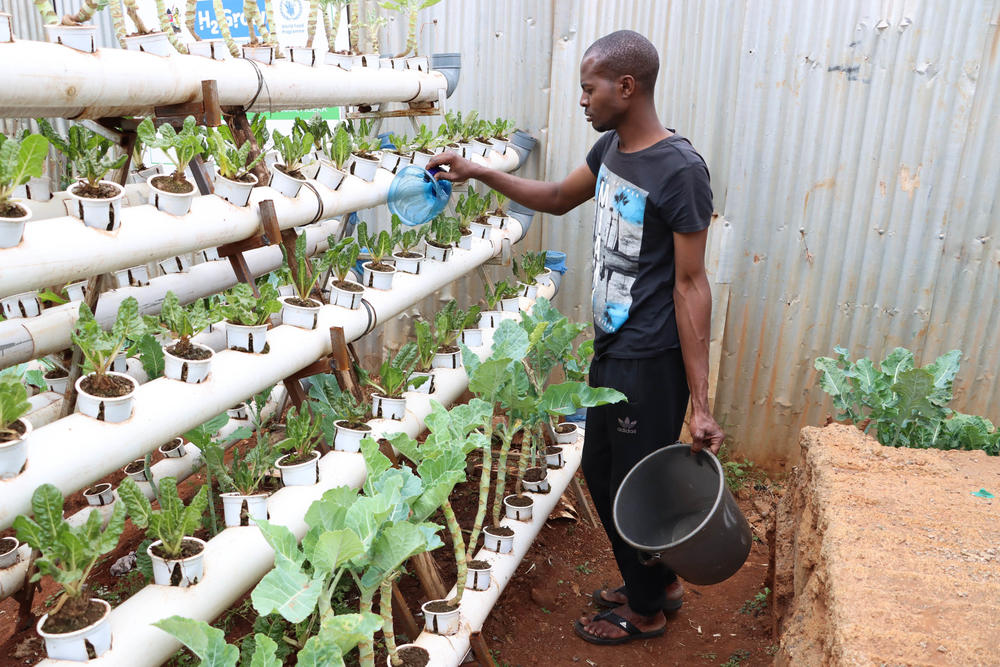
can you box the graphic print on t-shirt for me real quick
[592,164,647,333]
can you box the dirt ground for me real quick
[0,432,777,667]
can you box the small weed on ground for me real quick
[575,560,593,575]
[720,648,751,667]
[739,587,770,616]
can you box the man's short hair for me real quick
[583,30,659,93]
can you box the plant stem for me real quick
[405,8,417,57]
[110,0,128,47]
[491,421,519,527]
[124,0,148,34]
[380,579,402,666]
[305,0,318,47]
[348,0,359,53]
[204,465,219,537]
[34,0,57,24]
[322,5,336,51]
[467,427,492,558]
[154,0,188,53]
[356,582,376,667]
[214,0,241,56]
[185,0,198,39]
[264,0,278,46]
[515,428,531,496]
[441,499,466,605]
[64,0,103,24]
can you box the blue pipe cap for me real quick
[431,52,461,98]
[544,250,568,275]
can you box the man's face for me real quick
[579,55,625,132]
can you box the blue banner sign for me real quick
[193,0,268,41]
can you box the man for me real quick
[428,30,724,645]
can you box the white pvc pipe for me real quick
[413,434,583,666]
[0,217,343,370]
[0,221,525,530]
[0,41,446,119]
[3,147,517,300]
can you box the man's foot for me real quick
[592,580,684,612]
[574,604,666,645]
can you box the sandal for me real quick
[592,585,683,612]
[574,608,666,645]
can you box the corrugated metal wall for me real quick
[5,0,998,465]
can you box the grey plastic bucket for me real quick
[613,443,751,585]
[431,53,461,98]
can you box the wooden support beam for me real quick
[188,155,214,195]
[224,252,260,297]
[409,551,447,602]
[201,79,222,127]
[570,477,600,530]
[330,327,365,404]
[469,631,496,667]
[13,550,38,632]
[391,582,421,643]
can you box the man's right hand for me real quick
[426,151,482,182]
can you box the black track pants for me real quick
[581,348,690,615]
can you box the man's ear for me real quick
[618,74,637,99]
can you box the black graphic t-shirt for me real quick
[585,130,713,359]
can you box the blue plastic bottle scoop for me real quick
[386,165,453,226]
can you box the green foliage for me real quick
[250,113,270,148]
[562,339,594,382]
[455,188,490,229]
[346,119,381,155]
[356,220,396,265]
[275,403,324,463]
[321,124,353,170]
[214,282,281,327]
[294,113,330,152]
[71,296,146,378]
[483,279,520,310]
[414,319,436,371]
[815,347,998,454]
[119,476,208,559]
[490,117,515,139]
[358,342,426,398]
[0,133,49,206]
[152,617,243,667]
[157,291,219,348]
[38,120,128,191]
[410,124,440,152]
[137,115,204,180]
[309,374,370,439]
[203,428,268,497]
[429,214,460,247]
[135,333,165,380]
[271,126,314,177]
[490,189,508,214]
[512,251,547,285]
[325,237,361,282]
[14,483,126,603]
[536,381,626,418]
[431,300,480,351]
[205,127,264,181]
[285,232,332,301]
[722,458,756,494]
[0,375,31,434]
[395,216,427,254]
[387,133,410,155]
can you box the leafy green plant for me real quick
[136,115,204,189]
[414,319,436,372]
[309,374,370,434]
[321,124,353,170]
[456,110,480,143]
[181,413,242,537]
[815,347,999,454]
[348,119,381,157]
[14,484,126,620]
[387,133,411,156]
[562,339,594,382]
[455,188,490,232]
[284,232,332,303]
[205,429,274,497]
[357,342,426,398]
[39,121,127,196]
[71,296,146,392]
[738,587,770,615]
[432,300,479,352]
[249,112,271,149]
[275,404,324,464]
[214,282,281,327]
[0,133,49,216]
[271,127,314,178]
[119,476,207,560]
[0,375,31,439]
[410,124,439,154]
[293,113,330,153]
[205,127,264,182]
[377,0,442,57]
[513,250,547,286]
[489,189,509,215]
[428,214,460,247]
[483,280,520,310]
[364,8,387,53]
[441,111,465,144]
[395,218,427,256]
[155,291,219,357]
[491,118,515,140]
[325,237,361,284]
[356,220,396,268]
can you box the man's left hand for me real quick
[689,410,724,455]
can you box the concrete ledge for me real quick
[770,424,1000,666]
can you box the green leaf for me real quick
[537,381,627,416]
[881,348,914,384]
[117,478,154,529]
[360,521,433,591]
[255,519,304,566]
[248,634,281,667]
[135,334,165,380]
[153,616,239,667]
[814,357,852,400]
[891,368,946,424]
[251,557,323,623]
[309,529,364,574]
[295,633,345,667]
[319,612,382,655]
[491,319,530,361]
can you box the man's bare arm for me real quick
[673,228,724,454]
[426,152,596,216]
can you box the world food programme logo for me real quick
[279,0,302,20]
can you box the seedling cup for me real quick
[504,494,534,522]
[466,560,492,591]
[113,265,150,288]
[457,231,474,250]
[75,372,137,423]
[279,296,321,330]
[487,214,510,229]
[0,12,12,43]
[470,220,492,239]
[225,322,269,353]
[14,176,51,201]
[269,164,306,198]
[276,450,321,486]
[315,161,346,190]
[214,172,258,207]
[390,645,430,667]
[326,52,361,69]
[545,446,564,469]
[0,537,20,567]
[432,349,462,369]
[37,598,111,661]
[554,422,579,444]
[460,328,483,347]
[490,137,508,155]
[424,242,452,262]
[1,291,41,319]
[408,371,435,394]
[333,420,372,453]
[0,418,31,480]
[227,403,249,420]
[372,394,406,420]
[348,154,379,182]
[158,255,192,275]
[483,525,515,554]
[123,458,150,483]
[163,342,214,383]
[500,296,521,313]
[147,174,196,215]
[469,138,492,157]
[379,151,400,173]
[221,492,269,527]
[362,261,395,290]
[412,150,434,169]
[68,180,125,231]
[123,31,170,56]
[329,280,364,309]
[392,250,423,274]
[44,24,97,52]
[421,600,460,635]
[83,483,114,506]
[188,39,228,60]
[0,201,30,248]
[288,45,318,66]
[158,438,187,459]
[478,311,504,329]
[522,467,551,493]
[518,281,539,300]
[148,537,206,587]
[242,44,274,64]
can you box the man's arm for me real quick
[673,229,724,454]
[426,152,596,216]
